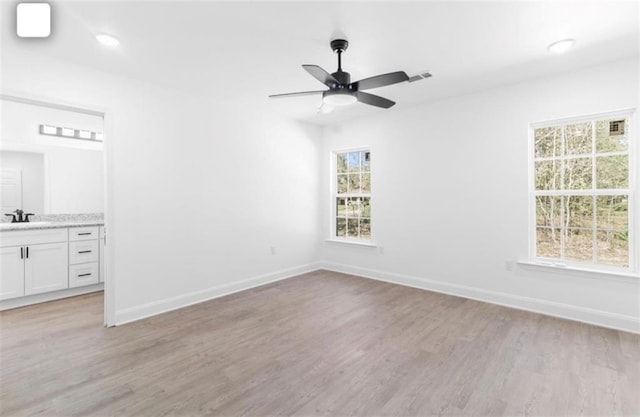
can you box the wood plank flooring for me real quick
[1,270,638,416]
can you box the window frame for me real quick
[528,108,637,274]
[330,146,373,244]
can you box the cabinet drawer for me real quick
[69,227,99,241]
[69,240,99,264]
[69,262,99,288]
[99,226,106,239]
[0,228,67,248]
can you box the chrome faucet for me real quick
[4,209,35,223]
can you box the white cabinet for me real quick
[0,229,69,299]
[68,226,99,287]
[0,225,104,306]
[0,246,25,300]
[24,242,69,295]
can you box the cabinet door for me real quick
[24,242,68,295]
[0,246,25,300]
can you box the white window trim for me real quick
[517,260,640,281]
[329,146,375,245]
[527,108,638,276]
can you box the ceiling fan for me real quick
[269,39,416,110]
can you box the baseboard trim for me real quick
[318,261,640,334]
[0,283,104,311]
[114,262,321,326]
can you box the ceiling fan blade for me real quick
[269,90,325,99]
[302,65,339,87]
[356,92,396,109]
[351,71,409,91]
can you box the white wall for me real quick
[321,58,640,333]
[1,50,322,324]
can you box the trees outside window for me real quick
[334,150,371,240]
[531,112,634,270]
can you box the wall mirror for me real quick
[0,97,104,217]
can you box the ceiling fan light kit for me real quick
[269,38,428,111]
[323,90,357,106]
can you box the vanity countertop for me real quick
[0,213,104,232]
[0,220,105,232]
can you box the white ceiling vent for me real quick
[408,72,432,83]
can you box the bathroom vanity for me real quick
[0,217,105,310]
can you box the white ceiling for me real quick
[1,1,638,125]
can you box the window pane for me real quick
[565,196,593,228]
[337,174,348,194]
[536,196,561,227]
[596,230,629,267]
[536,227,561,258]
[348,173,361,193]
[596,119,628,153]
[348,152,360,173]
[564,157,592,189]
[596,155,628,189]
[361,173,371,193]
[535,160,561,190]
[347,218,359,237]
[362,151,371,171]
[336,218,346,237]
[565,122,592,156]
[347,197,362,217]
[596,195,628,230]
[360,219,371,239]
[565,228,593,263]
[336,197,346,216]
[361,197,371,217]
[534,126,561,158]
[337,153,348,173]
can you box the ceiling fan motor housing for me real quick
[331,71,351,87]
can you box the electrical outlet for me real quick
[505,261,515,271]
[270,246,276,256]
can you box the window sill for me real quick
[517,261,639,282]
[325,238,377,248]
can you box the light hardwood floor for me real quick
[1,270,638,416]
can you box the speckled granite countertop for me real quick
[0,213,104,232]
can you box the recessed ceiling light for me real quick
[547,39,575,54]
[95,33,120,47]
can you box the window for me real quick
[530,110,635,271]
[333,149,371,240]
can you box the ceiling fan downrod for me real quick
[330,39,350,86]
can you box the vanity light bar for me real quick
[39,124,104,142]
